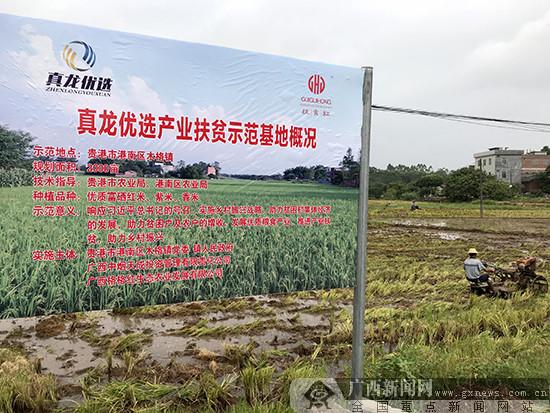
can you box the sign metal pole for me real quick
[350,66,373,401]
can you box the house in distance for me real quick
[474,147,550,192]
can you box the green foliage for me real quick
[282,165,328,181]
[0,126,34,186]
[0,348,57,413]
[539,166,550,194]
[170,161,209,179]
[444,167,514,202]
[0,125,34,170]
[383,182,412,200]
[414,173,445,197]
[400,191,419,201]
[241,365,275,405]
[283,165,313,180]
[0,167,33,187]
[340,148,360,186]
[370,164,447,200]
[369,182,386,199]
[0,178,359,317]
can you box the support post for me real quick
[479,164,484,218]
[350,66,373,401]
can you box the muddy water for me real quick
[0,295,341,389]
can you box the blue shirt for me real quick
[464,258,486,280]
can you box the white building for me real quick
[473,147,523,185]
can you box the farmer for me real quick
[464,248,490,283]
[410,200,420,211]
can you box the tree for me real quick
[283,166,313,180]
[0,125,34,169]
[312,165,327,181]
[341,148,355,169]
[383,182,413,200]
[444,167,514,202]
[414,174,445,197]
[541,146,550,155]
[539,166,550,194]
[167,161,210,179]
[213,161,221,175]
[339,148,360,186]
[331,169,343,185]
[369,182,386,199]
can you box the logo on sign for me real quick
[62,41,96,71]
[308,74,325,94]
[303,380,335,409]
[45,40,111,96]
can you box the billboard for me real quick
[0,13,363,318]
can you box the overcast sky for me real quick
[1,0,549,170]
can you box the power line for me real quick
[372,105,550,133]
[444,117,550,133]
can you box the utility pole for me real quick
[479,163,484,218]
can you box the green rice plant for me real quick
[122,350,148,379]
[0,348,57,413]
[174,319,271,338]
[195,373,237,411]
[241,365,275,405]
[111,333,153,356]
[0,179,359,318]
[224,343,256,369]
[276,359,326,405]
[77,380,180,413]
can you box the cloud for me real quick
[6,23,173,118]
[124,76,168,114]
[7,24,64,91]
[462,9,550,90]
[192,104,226,119]
[2,1,550,170]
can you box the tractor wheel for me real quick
[530,276,548,294]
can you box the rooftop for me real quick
[523,152,550,157]
[474,147,524,158]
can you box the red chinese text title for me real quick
[77,109,317,149]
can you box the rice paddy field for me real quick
[0,179,549,412]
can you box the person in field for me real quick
[464,248,490,283]
[410,200,420,211]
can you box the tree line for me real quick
[281,147,550,201]
[1,125,550,199]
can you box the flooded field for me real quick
[0,295,339,389]
[1,210,549,412]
